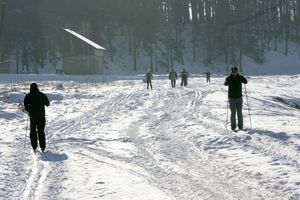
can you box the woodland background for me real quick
[3,0,300,73]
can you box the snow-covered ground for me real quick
[0,74,300,200]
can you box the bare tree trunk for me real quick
[150,43,153,72]
[0,5,5,61]
[239,45,243,72]
[179,32,184,64]
[22,47,29,72]
[284,2,290,56]
[192,25,196,62]
[285,27,289,55]
[170,47,174,70]
[298,0,300,42]
[133,25,137,71]
[225,50,229,71]
[273,0,279,51]
[274,32,278,51]
[230,36,235,64]
[191,0,198,63]
[155,39,158,72]
[16,47,19,74]
[223,33,229,72]
[167,47,170,71]
[238,25,244,72]
[128,25,132,56]
[293,0,298,40]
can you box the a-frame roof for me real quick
[63,28,105,50]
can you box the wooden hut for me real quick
[62,28,105,75]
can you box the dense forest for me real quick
[2,0,300,73]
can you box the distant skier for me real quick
[55,64,63,75]
[224,67,248,131]
[145,70,153,90]
[180,68,189,87]
[169,69,178,88]
[24,83,50,152]
[204,71,211,83]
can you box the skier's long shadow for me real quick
[40,150,68,162]
[247,129,289,141]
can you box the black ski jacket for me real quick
[180,71,189,79]
[169,71,178,80]
[146,72,153,81]
[224,74,248,98]
[24,87,50,119]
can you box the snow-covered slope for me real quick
[0,74,300,199]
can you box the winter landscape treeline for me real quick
[3,0,300,73]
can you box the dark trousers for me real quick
[229,98,243,130]
[171,80,176,87]
[147,80,152,90]
[181,78,188,87]
[30,116,46,150]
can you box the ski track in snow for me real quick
[0,75,300,199]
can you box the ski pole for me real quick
[45,119,50,150]
[226,98,229,130]
[24,116,28,148]
[244,85,252,129]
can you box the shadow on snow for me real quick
[248,129,289,141]
[40,150,68,162]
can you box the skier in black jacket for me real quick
[24,83,50,152]
[224,67,248,131]
[145,70,153,90]
[169,69,178,88]
[204,71,211,83]
[180,69,189,87]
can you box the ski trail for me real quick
[0,145,31,200]
[2,77,299,199]
[125,80,276,199]
[43,82,174,199]
[18,151,67,200]
[197,78,300,199]
[19,152,46,200]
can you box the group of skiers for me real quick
[146,69,213,90]
[145,68,190,90]
[168,68,190,88]
[23,66,247,153]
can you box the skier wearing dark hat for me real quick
[224,67,248,131]
[145,69,153,90]
[169,69,178,88]
[180,68,189,87]
[24,83,50,152]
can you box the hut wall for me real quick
[63,55,103,75]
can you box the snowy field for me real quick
[0,74,300,200]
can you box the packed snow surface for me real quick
[0,74,300,200]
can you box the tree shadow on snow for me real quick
[0,110,20,119]
[47,93,64,101]
[250,96,298,117]
[247,129,289,141]
[272,96,300,110]
[40,150,68,162]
